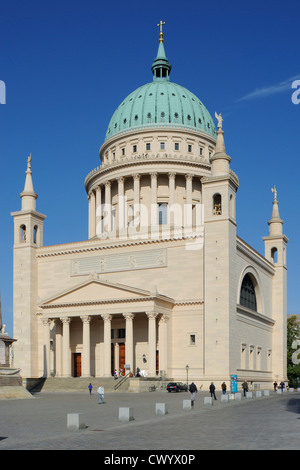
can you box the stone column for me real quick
[123,313,134,373]
[133,174,140,227]
[168,172,176,229]
[101,314,112,377]
[95,185,102,237]
[185,174,193,232]
[104,181,112,232]
[150,172,158,232]
[42,318,51,377]
[118,177,125,231]
[81,315,91,377]
[88,190,96,238]
[159,314,169,376]
[146,311,158,376]
[61,317,71,377]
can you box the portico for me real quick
[38,277,173,379]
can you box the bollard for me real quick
[156,403,168,415]
[183,399,192,410]
[235,393,242,401]
[67,413,86,430]
[263,390,270,396]
[228,393,235,400]
[221,394,229,403]
[119,407,134,422]
[255,391,262,398]
[204,397,213,406]
[246,391,253,399]
[289,388,294,393]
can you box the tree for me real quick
[287,316,300,385]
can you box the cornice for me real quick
[236,236,274,275]
[85,154,212,191]
[36,233,203,258]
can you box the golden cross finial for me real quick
[157,20,165,43]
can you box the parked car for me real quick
[167,382,188,392]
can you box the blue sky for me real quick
[0,0,299,335]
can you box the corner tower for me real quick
[263,187,288,382]
[11,156,46,377]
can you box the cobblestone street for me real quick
[0,390,300,450]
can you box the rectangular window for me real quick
[199,147,203,155]
[188,144,192,153]
[190,334,196,346]
[160,142,165,150]
[118,329,126,338]
[133,144,137,153]
[174,142,179,151]
[146,143,151,151]
[122,148,125,156]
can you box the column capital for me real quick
[101,314,112,322]
[146,311,158,320]
[80,315,91,324]
[168,172,176,180]
[41,318,51,326]
[159,314,170,324]
[185,173,194,181]
[133,173,140,180]
[150,172,158,179]
[117,176,125,184]
[123,312,135,321]
[105,180,111,188]
[60,317,71,325]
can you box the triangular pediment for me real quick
[40,278,154,308]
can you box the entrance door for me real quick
[119,343,125,375]
[73,353,81,377]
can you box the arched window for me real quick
[213,193,222,215]
[20,224,26,243]
[240,274,257,311]
[271,247,278,263]
[33,225,38,244]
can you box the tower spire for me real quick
[268,186,283,236]
[151,21,171,81]
[20,155,38,211]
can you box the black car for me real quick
[167,382,188,392]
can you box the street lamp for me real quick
[186,364,189,389]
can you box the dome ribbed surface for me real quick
[104,81,216,141]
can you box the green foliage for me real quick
[287,316,300,385]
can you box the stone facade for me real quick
[11,32,288,389]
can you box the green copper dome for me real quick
[104,35,216,142]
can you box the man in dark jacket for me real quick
[189,382,197,406]
[209,382,217,400]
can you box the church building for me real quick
[11,24,288,388]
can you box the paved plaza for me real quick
[0,389,300,451]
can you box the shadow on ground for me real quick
[286,397,300,416]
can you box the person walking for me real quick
[189,382,197,407]
[221,382,227,395]
[273,381,278,392]
[88,383,93,395]
[280,380,285,391]
[97,383,105,404]
[209,382,217,400]
[242,380,248,397]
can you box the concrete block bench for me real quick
[183,399,192,410]
[67,413,86,430]
[204,397,213,406]
[119,407,134,422]
[156,403,168,415]
[246,391,253,399]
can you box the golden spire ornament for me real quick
[157,20,165,43]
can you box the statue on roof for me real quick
[215,112,223,130]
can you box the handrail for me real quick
[114,372,131,391]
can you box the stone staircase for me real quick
[28,376,168,393]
